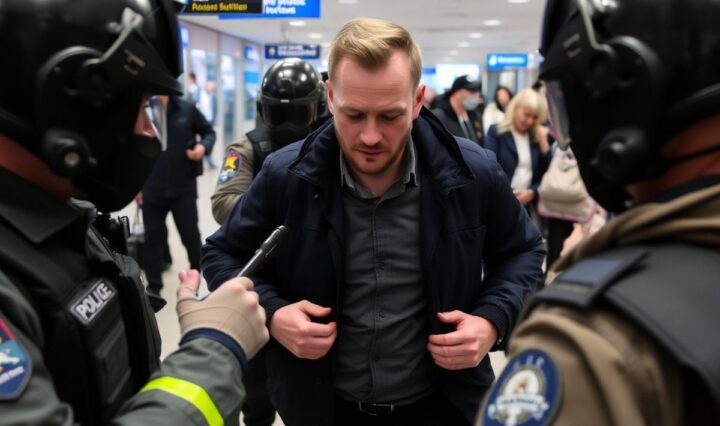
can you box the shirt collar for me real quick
[339,137,419,197]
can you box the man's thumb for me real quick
[437,310,464,324]
[177,269,201,300]
[301,300,332,317]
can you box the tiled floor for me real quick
[116,143,507,425]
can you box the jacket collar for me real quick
[288,107,474,192]
[0,167,85,244]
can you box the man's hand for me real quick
[186,143,206,161]
[176,269,269,359]
[270,300,337,360]
[134,192,143,206]
[427,310,498,370]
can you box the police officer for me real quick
[478,0,720,425]
[211,57,324,224]
[0,0,268,424]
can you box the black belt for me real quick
[355,401,396,416]
[337,392,437,417]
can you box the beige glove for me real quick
[176,270,269,359]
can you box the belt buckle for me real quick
[357,401,395,416]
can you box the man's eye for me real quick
[346,114,362,120]
[382,115,400,121]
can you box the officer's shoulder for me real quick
[225,136,253,153]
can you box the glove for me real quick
[176,270,269,359]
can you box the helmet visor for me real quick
[260,99,317,129]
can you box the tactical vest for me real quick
[246,127,275,177]
[0,216,161,425]
[534,243,720,415]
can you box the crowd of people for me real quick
[1,0,719,425]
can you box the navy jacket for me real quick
[202,107,545,425]
[484,124,551,196]
[143,96,215,199]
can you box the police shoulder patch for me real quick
[482,349,562,426]
[0,316,31,400]
[218,149,242,184]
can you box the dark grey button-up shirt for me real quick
[333,140,437,405]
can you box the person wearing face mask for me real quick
[484,88,551,207]
[432,75,485,145]
[211,57,324,225]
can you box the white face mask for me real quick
[462,97,480,111]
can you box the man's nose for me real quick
[360,119,381,145]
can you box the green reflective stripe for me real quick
[141,376,224,426]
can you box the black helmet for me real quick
[0,0,183,211]
[539,0,720,211]
[258,58,323,145]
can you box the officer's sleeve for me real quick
[113,339,245,426]
[0,311,75,426]
[475,306,686,426]
[210,139,255,225]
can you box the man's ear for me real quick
[326,80,335,115]
[413,84,426,118]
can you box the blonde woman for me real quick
[484,88,551,206]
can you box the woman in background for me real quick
[484,88,551,208]
[482,85,513,134]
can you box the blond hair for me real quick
[497,88,548,137]
[328,18,422,89]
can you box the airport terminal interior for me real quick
[116,0,546,423]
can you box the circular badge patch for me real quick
[482,349,562,426]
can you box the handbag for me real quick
[537,147,596,222]
[126,205,145,267]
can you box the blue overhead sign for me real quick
[218,0,320,19]
[486,53,529,71]
[265,44,320,60]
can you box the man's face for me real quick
[327,50,424,182]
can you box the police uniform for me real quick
[0,168,247,425]
[478,181,720,426]
[211,127,274,225]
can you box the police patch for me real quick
[0,316,31,400]
[70,280,116,325]
[482,349,562,426]
[218,150,241,184]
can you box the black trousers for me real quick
[142,191,202,289]
[546,218,574,270]
[334,391,470,426]
[242,353,276,426]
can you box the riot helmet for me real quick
[539,0,720,211]
[0,0,183,211]
[258,58,323,146]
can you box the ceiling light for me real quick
[483,19,502,26]
[289,20,306,27]
[308,33,323,39]
[469,32,483,39]
[338,0,358,4]
[321,41,332,48]
[458,42,470,48]
[449,50,458,55]
[508,0,529,3]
